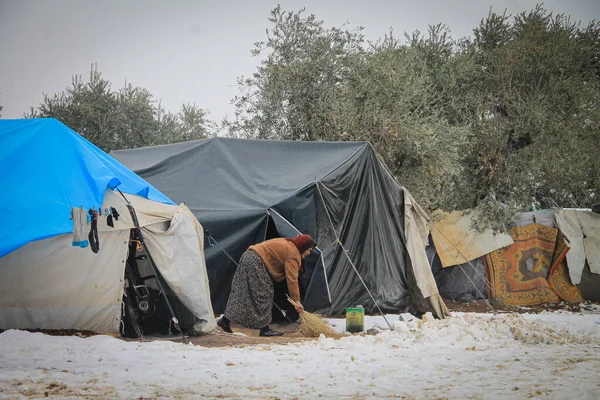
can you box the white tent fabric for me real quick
[0,190,216,334]
[556,209,600,285]
[142,206,216,334]
[0,230,129,332]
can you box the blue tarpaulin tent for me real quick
[0,119,216,334]
[0,118,173,258]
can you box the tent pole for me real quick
[125,204,186,342]
[319,252,332,305]
[263,211,270,242]
[315,182,393,330]
[116,189,186,342]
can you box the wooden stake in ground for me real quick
[287,295,336,337]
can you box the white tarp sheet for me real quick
[143,205,216,334]
[556,209,600,284]
[431,210,514,268]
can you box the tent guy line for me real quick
[431,223,496,307]
[267,207,333,304]
[315,180,394,330]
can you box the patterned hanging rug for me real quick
[484,223,582,306]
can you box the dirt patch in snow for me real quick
[444,298,592,314]
[187,323,337,347]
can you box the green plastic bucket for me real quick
[345,307,364,333]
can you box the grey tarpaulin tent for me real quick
[112,138,448,317]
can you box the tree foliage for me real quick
[463,6,600,228]
[27,65,213,152]
[229,5,600,230]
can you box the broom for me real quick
[286,295,336,337]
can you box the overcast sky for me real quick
[1,0,598,123]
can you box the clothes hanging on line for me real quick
[106,206,120,227]
[88,208,99,253]
[71,207,89,248]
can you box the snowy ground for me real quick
[1,307,600,399]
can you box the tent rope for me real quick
[315,182,394,330]
[430,224,495,295]
[129,239,144,252]
[430,224,496,312]
[266,208,332,304]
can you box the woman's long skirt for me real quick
[224,249,274,329]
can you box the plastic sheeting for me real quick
[513,209,557,228]
[428,240,489,302]
[427,208,600,303]
[404,191,450,318]
[0,118,173,258]
[427,209,558,302]
[577,263,600,302]
[113,138,446,316]
[404,190,439,299]
[556,209,600,285]
[431,210,513,268]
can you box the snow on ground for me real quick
[1,309,600,399]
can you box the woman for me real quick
[217,234,317,336]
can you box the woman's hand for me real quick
[295,302,304,314]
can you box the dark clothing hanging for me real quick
[88,208,99,253]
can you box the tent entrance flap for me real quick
[121,204,183,340]
[267,208,332,306]
[122,225,201,338]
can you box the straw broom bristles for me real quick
[287,295,335,337]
